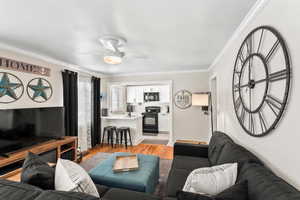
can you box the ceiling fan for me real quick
[79,35,148,65]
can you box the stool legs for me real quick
[120,130,123,145]
[128,129,133,146]
[116,127,133,149]
[101,128,106,146]
[111,129,114,148]
[102,127,117,147]
[124,131,128,149]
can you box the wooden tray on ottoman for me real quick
[113,155,139,173]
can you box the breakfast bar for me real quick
[101,115,143,146]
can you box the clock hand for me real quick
[238,83,250,89]
[239,77,268,89]
[253,77,268,85]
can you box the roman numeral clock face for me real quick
[232,26,291,137]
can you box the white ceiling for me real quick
[0,0,257,75]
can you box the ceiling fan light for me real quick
[103,55,122,64]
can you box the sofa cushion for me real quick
[238,163,300,200]
[216,142,263,168]
[34,191,100,200]
[103,188,160,200]
[0,179,42,200]
[177,181,248,200]
[208,132,234,165]
[166,168,191,197]
[95,184,110,197]
[172,156,210,172]
[21,152,55,190]
[166,157,210,197]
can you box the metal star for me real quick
[28,78,50,101]
[0,73,22,100]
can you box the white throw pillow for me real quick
[183,163,238,195]
[55,158,99,197]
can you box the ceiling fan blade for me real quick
[125,53,149,59]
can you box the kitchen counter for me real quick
[101,115,142,120]
[101,114,143,145]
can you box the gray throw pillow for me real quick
[21,152,55,190]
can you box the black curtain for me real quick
[62,70,78,136]
[91,76,101,147]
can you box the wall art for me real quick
[174,89,192,109]
[27,78,53,103]
[0,72,24,103]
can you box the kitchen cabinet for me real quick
[127,86,144,104]
[158,85,170,103]
[143,86,159,93]
[127,85,170,104]
[158,113,170,132]
[136,87,144,103]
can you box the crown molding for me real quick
[208,0,271,71]
[107,68,209,78]
[0,42,104,77]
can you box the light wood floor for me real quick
[6,144,173,182]
[83,143,174,161]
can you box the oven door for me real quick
[143,113,159,133]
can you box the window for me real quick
[110,85,126,113]
[78,75,92,152]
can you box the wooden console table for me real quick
[176,140,207,145]
[0,136,77,180]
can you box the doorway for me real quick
[210,76,217,135]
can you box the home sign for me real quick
[0,57,51,77]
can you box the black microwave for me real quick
[144,92,160,102]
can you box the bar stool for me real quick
[101,126,117,147]
[117,127,133,149]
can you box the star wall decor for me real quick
[0,72,24,103]
[27,78,53,103]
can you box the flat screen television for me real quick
[0,107,65,156]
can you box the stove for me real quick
[142,106,161,133]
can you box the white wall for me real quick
[0,49,63,109]
[107,71,210,143]
[209,0,300,189]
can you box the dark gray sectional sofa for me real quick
[0,131,299,200]
[166,132,300,200]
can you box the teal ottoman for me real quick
[89,152,160,194]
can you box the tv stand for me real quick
[0,136,77,180]
[0,154,9,158]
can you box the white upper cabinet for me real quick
[136,86,144,103]
[127,86,144,104]
[143,86,159,92]
[127,85,169,104]
[158,85,170,103]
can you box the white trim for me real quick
[209,74,218,138]
[107,69,209,77]
[208,0,271,71]
[0,42,105,77]
[107,80,172,87]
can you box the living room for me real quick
[0,0,300,200]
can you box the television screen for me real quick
[0,107,65,155]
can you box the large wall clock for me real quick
[232,26,291,137]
